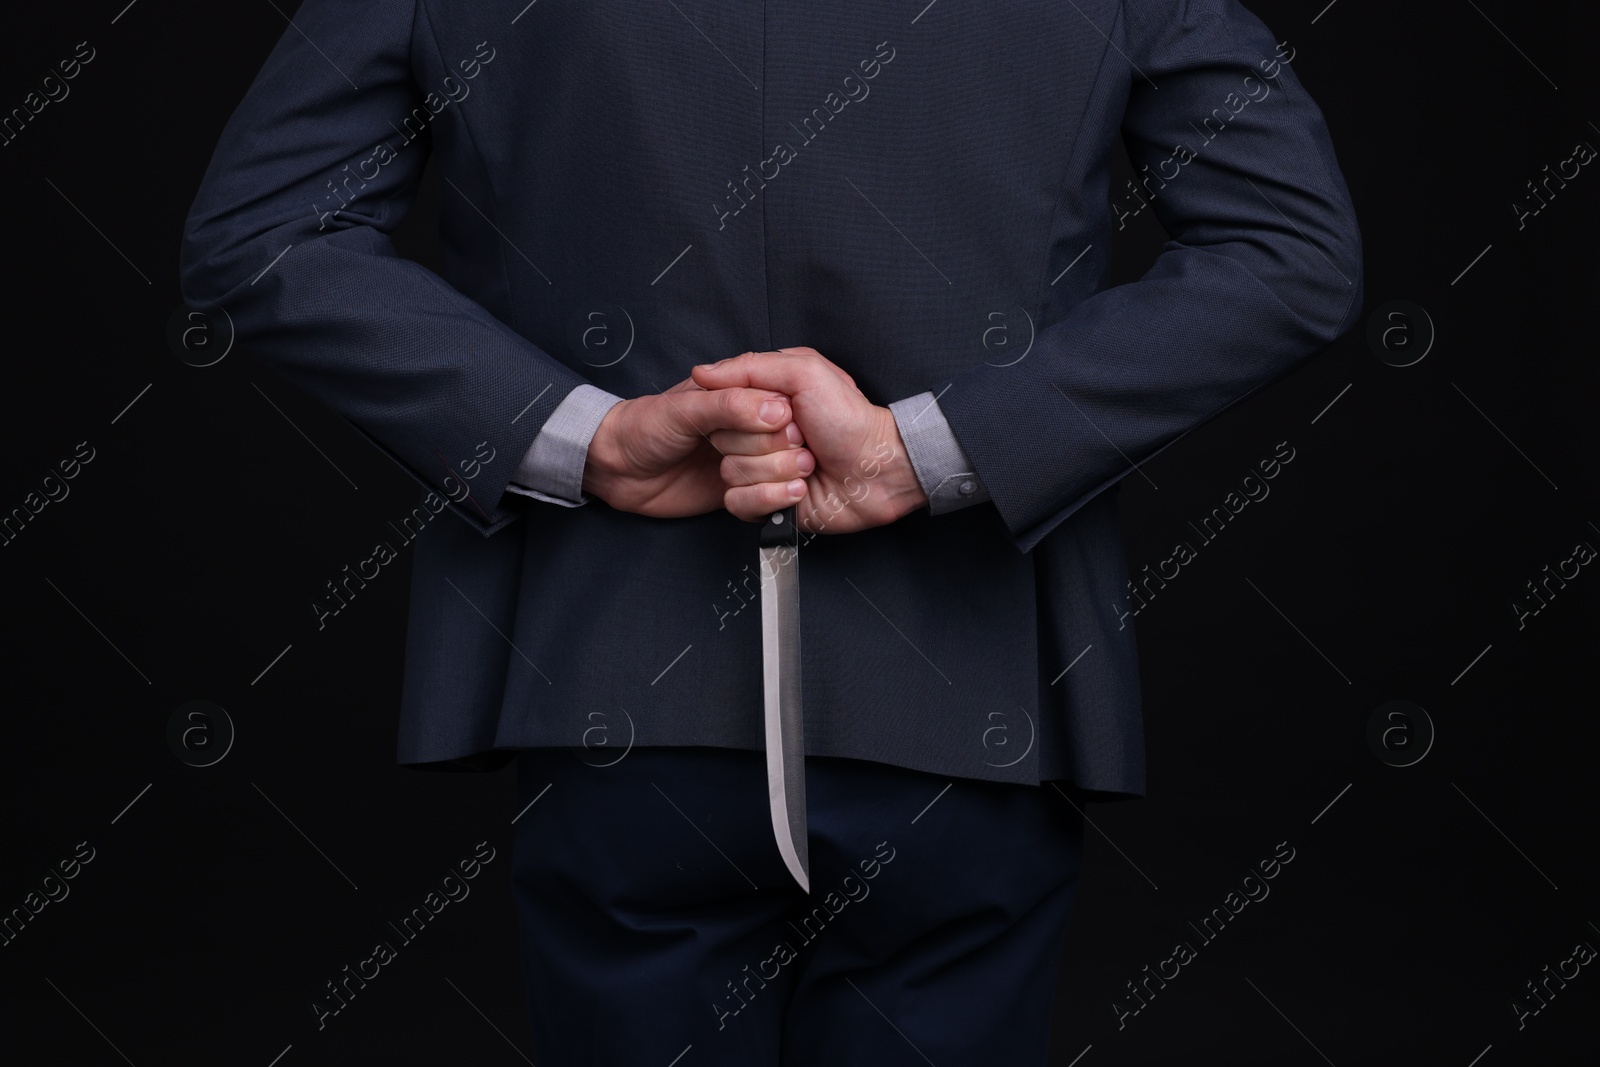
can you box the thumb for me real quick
[777,347,858,391]
[692,351,811,395]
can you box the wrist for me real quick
[868,405,929,522]
[581,398,630,500]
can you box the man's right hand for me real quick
[581,377,811,518]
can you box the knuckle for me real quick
[669,390,701,424]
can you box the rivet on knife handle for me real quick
[759,504,799,548]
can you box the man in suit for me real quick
[181,0,1361,1062]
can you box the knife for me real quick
[758,503,809,893]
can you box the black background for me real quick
[1,1,1596,1063]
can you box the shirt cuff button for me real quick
[959,479,976,495]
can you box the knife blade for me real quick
[758,504,809,894]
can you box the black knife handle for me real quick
[758,505,799,548]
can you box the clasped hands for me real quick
[580,347,928,535]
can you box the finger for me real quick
[720,448,813,488]
[725,479,808,522]
[707,421,804,457]
[660,386,790,438]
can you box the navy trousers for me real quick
[511,745,1086,1065]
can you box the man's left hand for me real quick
[692,347,928,535]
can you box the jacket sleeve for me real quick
[936,0,1363,553]
[177,0,591,537]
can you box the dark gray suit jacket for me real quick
[180,0,1362,796]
